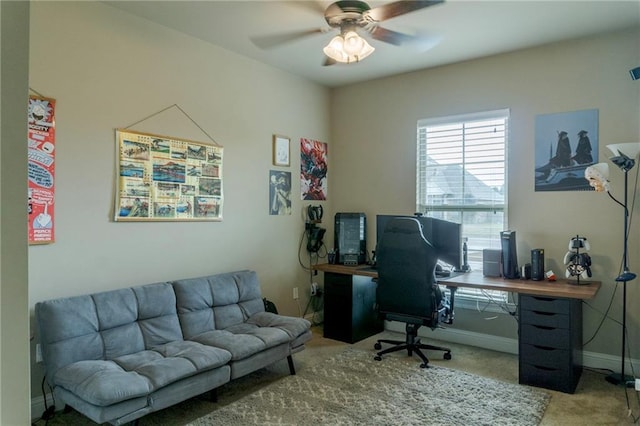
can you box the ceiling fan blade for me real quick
[370,26,442,50]
[250,28,327,50]
[365,0,444,22]
[296,0,327,15]
[369,26,414,46]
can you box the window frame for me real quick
[417,109,513,312]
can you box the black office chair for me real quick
[373,217,452,368]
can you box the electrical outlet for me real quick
[293,287,299,300]
[635,378,640,391]
[311,282,318,296]
[36,344,43,363]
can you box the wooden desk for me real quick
[313,263,601,393]
[313,263,600,299]
[439,270,600,299]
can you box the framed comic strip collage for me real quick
[114,129,223,221]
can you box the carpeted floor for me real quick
[188,348,549,425]
[35,326,640,425]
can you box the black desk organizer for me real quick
[518,294,583,393]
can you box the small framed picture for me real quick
[272,135,290,167]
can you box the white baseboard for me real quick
[385,322,639,374]
[386,322,518,354]
[31,394,51,422]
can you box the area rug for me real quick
[188,348,550,426]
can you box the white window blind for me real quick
[417,109,512,310]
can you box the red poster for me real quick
[300,138,328,200]
[28,96,56,244]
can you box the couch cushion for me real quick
[54,360,150,407]
[36,296,105,381]
[132,283,184,347]
[224,322,291,344]
[55,341,232,407]
[151,341,231,370]
[173,270,265,338]
[190,325,288,361]
[246,312,311,340]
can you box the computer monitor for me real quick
[430,217,463,271]
[376,214,463,271]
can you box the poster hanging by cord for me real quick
[28,95,56,244]
[114,129,223,221]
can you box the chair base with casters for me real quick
[373,323,452,368]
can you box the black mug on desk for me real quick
[328,251,336,264]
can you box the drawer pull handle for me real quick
[532,325,554,331]
[532,297,555,302]
[532,344,555,351]
[533,365,556,371]
[532,310,556,316]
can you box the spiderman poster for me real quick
[300,138,327,200]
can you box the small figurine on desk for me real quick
[563,235,592,284]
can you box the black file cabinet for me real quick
[323,272,383,343]
[518,294,583,393]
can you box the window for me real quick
[417,109,513,311]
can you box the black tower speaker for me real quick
[531,249,545,281]
[500,230,519,279]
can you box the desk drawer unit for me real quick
[323,272,383,343]
[518,294,582,393]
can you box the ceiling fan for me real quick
[251,0,444,65]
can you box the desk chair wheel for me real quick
[374,355,382,361]
[374,342,382,350]
[443,352,452,360]
[420,362,429,368]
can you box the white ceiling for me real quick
[105,0,640,88]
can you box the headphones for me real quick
[568,236,590,251]
[307,205,323,222]
[565,252,592,279]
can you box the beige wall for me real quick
[330,28,640,355]
[28,1,330,401]
[1,1,31,424]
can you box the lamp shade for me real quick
[607,142,640,159]
[584,162,610,192]
[607,142,640,171]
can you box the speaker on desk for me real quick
[500,231,519,279]
[482,249,502,277]
[531,249,545,281]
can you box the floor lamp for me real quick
[585,142,640,387]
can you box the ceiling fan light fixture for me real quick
[323,31,374,64]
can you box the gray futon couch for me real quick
[35,270,312,425]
